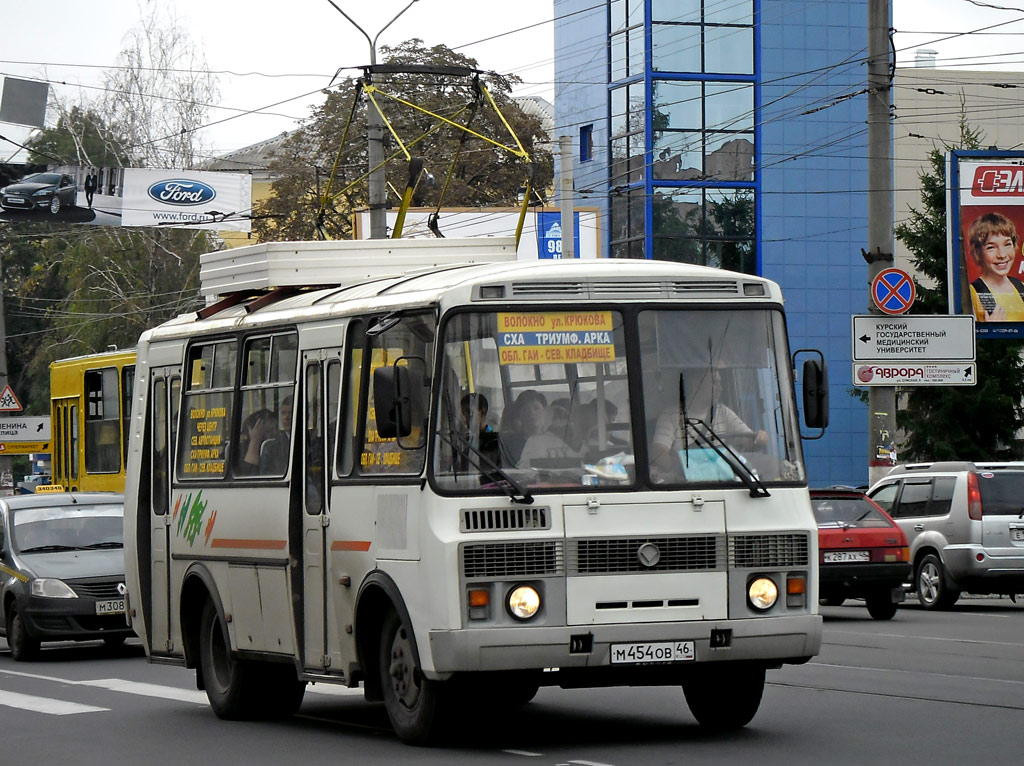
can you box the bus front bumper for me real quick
[427,614,822,674]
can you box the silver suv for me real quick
[867,462,1024,609]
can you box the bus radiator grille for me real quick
[461,540,564,578]
[567,536,725,574]
[728,533,809,568]
[460,506,551,532]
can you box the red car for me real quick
[810,489,911,620]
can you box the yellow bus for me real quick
[50,349,136,492]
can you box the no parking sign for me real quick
[871,268,915,315]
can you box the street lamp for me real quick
[324,1,420,239]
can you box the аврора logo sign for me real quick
[972,165,1024,197]
[147,179,217,206]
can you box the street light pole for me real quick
[324,1,420,239]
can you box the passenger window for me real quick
[152,378,169,515]
[930,476,955,516]
[84,367,121,474]
[179,340,237,480]
[359,313,435,476]
[337,320,364,478]
[235,332,297,478]
[897,480,932,517]
[870,482,899,514]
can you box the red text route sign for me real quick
[871,268,915,315]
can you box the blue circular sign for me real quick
[872,268,915,315]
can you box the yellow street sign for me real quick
[0,441,50,454]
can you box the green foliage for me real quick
[26,106,126,168]
[894,121,1024,460]
[253,39,553,242]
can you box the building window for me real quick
[609,0,646,82]
[652,187,755,272]
[580,124,594,163]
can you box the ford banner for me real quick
[122,168,251,231]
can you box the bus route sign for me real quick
[496,311,615,365]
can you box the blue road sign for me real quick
[872,268,915,315]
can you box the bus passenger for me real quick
[515,390,578,469]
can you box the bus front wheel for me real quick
[380,610,448,744]
[200,600,257,719]
[682,664,765,732]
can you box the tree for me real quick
[253,39,552,242]
[894,121,1024,460]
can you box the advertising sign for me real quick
[122,168,251,231]
[1,164,252,231]
[853,363,977,387]
[948,151,1024,338]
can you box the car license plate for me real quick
[823,550,870,563]
[1012,529,1024,541]
[95,598,126,615]
[610,641,695,664]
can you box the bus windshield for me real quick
[433,307,804,494]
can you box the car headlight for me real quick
[31,578,78,598]
[32,188,54,196]
[507,585,541,620]
[747,577,779,611]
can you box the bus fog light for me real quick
[748,577,778,611]
[507,585,541,620]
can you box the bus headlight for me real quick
[507,585,541,620]
[747,577,778,611]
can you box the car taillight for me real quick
[967,472,983,521]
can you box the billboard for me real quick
[0,166,251,232]
[947,150,1024,338]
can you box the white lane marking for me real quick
[0,690,108,715]
[827,630,1022,648]
[502,750,543,757]
[807,662,1024,686]
[568,761,616,766]
[76,679,208,705]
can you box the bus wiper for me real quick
[18,544,85,553]
[687,418,770,498]
[83,541,124,549]
[437,429,534,505]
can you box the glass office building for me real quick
[555,0,870,486]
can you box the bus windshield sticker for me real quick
[496,311,615,365]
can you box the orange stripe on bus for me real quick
[209,538,287,550]
[331,540,371,551]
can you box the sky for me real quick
[3,0,1024,164]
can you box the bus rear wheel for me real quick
[380,610,448,744]
[682,664,765,732]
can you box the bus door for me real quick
[149,367,181,656]
[300,351,343,672]
[51,396,79,490]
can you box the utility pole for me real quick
[559,136,575,259]
[325,1,419,239]
[866,0,896,485]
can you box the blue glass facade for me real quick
[554,0,870,486]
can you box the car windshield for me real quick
[811,496,892,528]
[432,306,805,496]
[12,504,124,553]
[22,173,61,185]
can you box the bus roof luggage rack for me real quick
[199,237,518,297]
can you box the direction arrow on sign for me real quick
[852,315,976,361]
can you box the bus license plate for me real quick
[823,550,869,563]
[610,641,695,664]
[95,598,126,615]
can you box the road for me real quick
[1,596,1021,765]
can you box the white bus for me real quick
[123,237,828,744]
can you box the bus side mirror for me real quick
[373,365,410,439]
[802,358,829,430]
[373,358,427,443]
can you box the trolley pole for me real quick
[324,0,420,239]
[866,0,897,485]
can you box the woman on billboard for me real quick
[967,212,1024,322]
